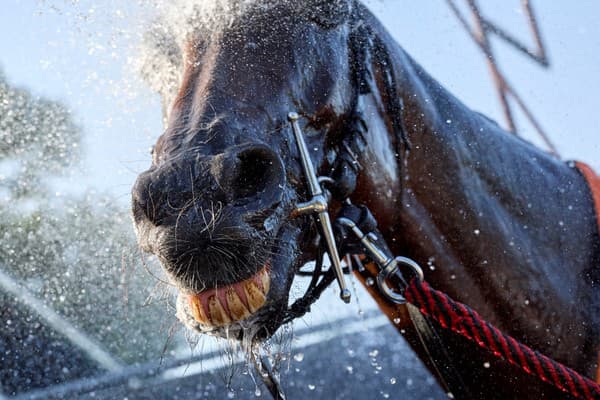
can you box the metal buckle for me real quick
[288,112,351,303]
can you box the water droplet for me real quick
[446,119,452,124]
[127,378,142,390]
[308,384,316,391]
[393,318,401,324]
[346,365,354,374]
[255,387,262,397]
[369,349,379,358]
[227,391,236,399]
[293,352,304,362]
[365,277,374,286]
[483,362,491,368]
[473,229,480,235]
[427,257,436,270]
[390,377,397,385]
[524,299,530,305]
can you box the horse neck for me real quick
[355,10,599,372]
[393,43,595,292]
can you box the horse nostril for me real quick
[132,172,153,222]
[132,170,166,227]
[232,147,283,202]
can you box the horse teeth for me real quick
[208,295,231,326]
[261,269,270,295]
[187,268,271,326]
[226,289,251,321]
[189,297,209,325]
[244,281,266,313]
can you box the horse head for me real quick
[132,0,378,341]
[132,1,600,394]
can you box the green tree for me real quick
[0,69,80,198]
[0,69,174,364]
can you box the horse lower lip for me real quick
[187,264,270,327]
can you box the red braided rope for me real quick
[404,279,600,400]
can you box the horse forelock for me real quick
[138,1,358,117]
[137,0,255,118]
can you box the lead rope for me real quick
[404,278,600,400]
[340,202,600,400]
[336,205,472,399]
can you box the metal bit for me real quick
[288,112,351,303]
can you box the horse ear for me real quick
[303,0,353,29]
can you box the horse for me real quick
[131,1,600,398]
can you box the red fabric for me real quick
[575,161,600,237]
[574,161,600,384]
[405,279,600,400]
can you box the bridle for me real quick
[247,6,448,398]
[250,11,434,399]
[253,109,426,400]
[279,7,422,321]
[286,112,424,308]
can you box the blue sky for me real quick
[1,1,599,203]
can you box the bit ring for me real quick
[376,257,424,304]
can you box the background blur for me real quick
[0,1,598,399]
